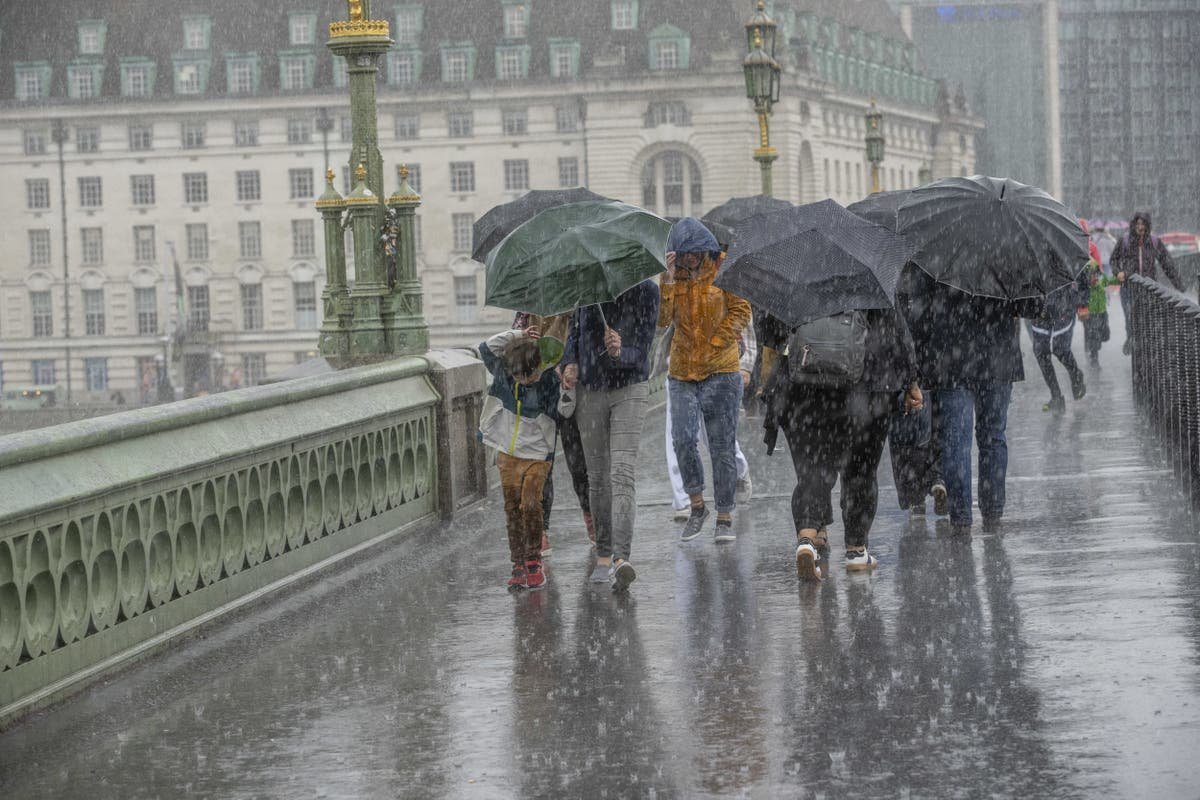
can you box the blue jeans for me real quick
[935,383,1012,526]
[669,373,742,513]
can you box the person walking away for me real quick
[1078,220,1115,367]
[1112,211,1183,354]
[903,267,1039,532]
[1028,269,1089,413]
[658,218,752,543]
[478,326,562,591]
[561,279,660,592]
[759,308,922,580]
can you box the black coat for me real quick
[1111,211,1183,291]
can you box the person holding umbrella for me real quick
[659,218,752,542]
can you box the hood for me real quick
[667,217,720,255]
[1130,210,1152,235]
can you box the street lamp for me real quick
[743,1,781,197]
[155,335,174,403]
[51,119,73,405]
[315,106,335,174]
[865,100,886,194]
[210,351,225,392]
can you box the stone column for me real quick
[345,164,387,354]
[316,169,350,357]
[385,165,430,355]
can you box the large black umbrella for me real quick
[714,199,909,327]
[896,175,1089,300]
[472,187,610,262]
[846,189,911,232]
[702,194,793,228]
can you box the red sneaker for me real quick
[507,564,528,591]
[525,557,546,590]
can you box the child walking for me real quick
[478,325,562,591]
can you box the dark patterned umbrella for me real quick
[702,194,793,228]
[472,187,610,262]
[847,189,912,232]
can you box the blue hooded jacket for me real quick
[667,217,720,256]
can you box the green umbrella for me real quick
[485,200,671,317]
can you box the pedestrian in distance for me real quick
[477,325,562,592]
[561,279,660,592]
[1027,268,1089,414]
[759,307,923,581]
[1112,211,1184,354]
[659,218,753,544]
[1077,220,1116,368]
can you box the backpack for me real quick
[786,311,869,387]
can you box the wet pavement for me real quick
[3,314,1199,799]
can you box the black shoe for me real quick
[1071,376,1087,401]
[679,505,710,542]
[1043,396,1066,414]
[1123,339,1132,356]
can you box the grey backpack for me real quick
[786,311,869,387]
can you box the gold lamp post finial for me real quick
[757,0,765,11]
[326,167,336,185]
[347,0,364,22]
[355,162,367,183]
[398,164,409,181]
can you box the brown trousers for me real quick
[497,452,551,564]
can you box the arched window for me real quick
[640,151,702,217]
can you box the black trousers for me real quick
[780,387,893,549]
[541,412,591,526]
[1082,313,1110,358]
[1029,321,1084,401]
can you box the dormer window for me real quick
[503,3,529,39]
[78,20,106,55]
[611,0,637,31]
[15,63,51,102]
[395,4,424,46]
[648,24,690,71]
[183,16,210,50]
[289,13,316,46]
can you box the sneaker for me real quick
[931,482,948,516]
[714,518,736,543]
[735,475,753,504]
[583,512,596,545]
[612,560,637,592]
[525,557,546,590]
[507,564,528,591]
[679,505,711,542]
[589,562,613,583]
[1123,339,1132,356]
[673,508,691,522]
[1071,378,1087,401]
[540,531,552,558]
[845,548,878,572]
[1042,396,1066,414]
[796,539,822,581]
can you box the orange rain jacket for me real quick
[658,256,752,382]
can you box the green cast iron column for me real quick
[316,169,350,357]
[386,165,430,355]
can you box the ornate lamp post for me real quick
[315,106,335,174]
[51,118,73,404]
[865,100,886,194]
[743,1,781,197]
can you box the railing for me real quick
[1129,275,1200,510]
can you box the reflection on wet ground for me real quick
[2,319,1198,799]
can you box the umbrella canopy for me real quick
[896,175,1089,300]
[846,189,912,232]
[702,194,793,228]
[714,199,910,327]
[485,200,671,317]
[471,187,610,262]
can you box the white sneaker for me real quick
[673,508,691,522]
[845,548,878,572]
[735,476,753,504]
[795,539,822,581]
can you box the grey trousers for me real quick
[576,381,649,562]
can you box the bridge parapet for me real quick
[0,353,486,726]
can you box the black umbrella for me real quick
[846,189,911,232]
[896,175,1089,300]
[714,199,910,327]
[665,216,734,250]
[471,187,610,262]
[702,194,793,228]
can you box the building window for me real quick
[84,358,108,391]
[399,163,422,192]
[649,24,690,70]
[188,285,210,331]
[175,62,205,95]
[26,179,51,210]
[32,358,56,385]
[556,106,579,132]
[451,213,474,252]
[454,275,479,324]
[240,284,263,330]
[503,3,529,38]
[449,162,475,193]
[280,55,312,91]
[181,122,206,148]
[502,109,528,136]
[234,120,259,147]
[31,292,53,338]
[24,129,47,155]
[79,22,106,54]
[79,177,103,208]
[289,168,314,199]
[395,5,424,44]
[135,287,158,335]
[183,173,208,204]
[388,51,421,85]
[504,159,529,192]
[395,113,420,140]
[287,118,312,145]
[289,13,316,46]
[83,289,106,335]
[549,39,580,79]
[129,125,153,151]
[228,59,256,94]
[29,230,51,266]
[242,354,267,386]
[236,170,261,202]
[133,225,156,262]
[16,66,49,102]
[646,101,690,127]
[292,219,315,257]
[612,0,637,30]
[496,45,529,80]
[655,41,678,69]
[183,17,210,50]
[76,127,100,153]
[81,227,103,264]
[558,157,579,187]
[239,221,262,259]
[447,111,473,138]
[186,223,209,260]
[333,57,349,88]
[294,282,318,329]
[130,174,156,206]
[441,45,475,83]
[121,63,153,97]
[68,66,98,100]
[641,150,702,217]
